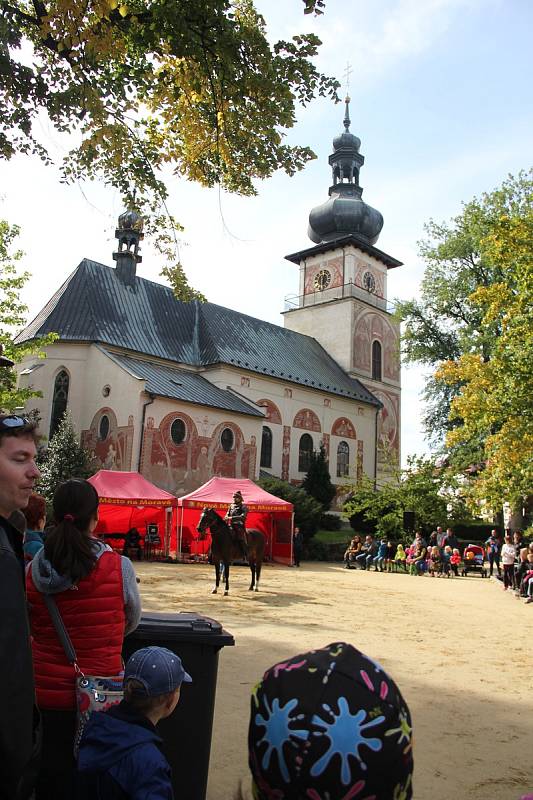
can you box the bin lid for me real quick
[129,611,235,647]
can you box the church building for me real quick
[15,99,402,509]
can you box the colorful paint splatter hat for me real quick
[248,642,413,800]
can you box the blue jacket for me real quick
[23,529,44,561]
[375,542,387,559]
[76,701,174,799]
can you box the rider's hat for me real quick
[233,490,243,501]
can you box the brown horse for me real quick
[196,507,265,595]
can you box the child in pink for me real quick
[450,548,461,577]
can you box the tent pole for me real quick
[178,505,184,562]
[290,511,294,567]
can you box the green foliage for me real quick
[0,219,57,412]
[343,456,474,538]
[38,413,92,504]
[319,512,341,531]
[257,476,322,539]
[301,443,336,510]
[395,171,532,462]
[1,0,339,254]
[160,263,207,303]
[437,172,533,509]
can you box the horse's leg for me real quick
[212,558,220,594]
[224,561,230,595]
[249,560,255,591]
[255,559,262,592]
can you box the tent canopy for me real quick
[178,477,292,513]
[88,470,177,507]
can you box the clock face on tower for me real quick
[362,270,376,293]
[314,269,331,291]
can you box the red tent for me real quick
[177,477,293,564]
[88,471,177,558]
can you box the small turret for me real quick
[113,210,144,287]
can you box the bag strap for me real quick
[42,593,79,668]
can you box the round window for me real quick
[99,414,110,441]
[220,427,234,452]
[170,418,186,445]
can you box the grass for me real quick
[313,529,352,545]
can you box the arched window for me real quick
[170,418,186,445]
[220,427,234,452]
[49,370,69,439]
[99,414,110,441]
[260,426,273,468]
[337,441,350,478]
[298,433,313,473]
[372,340,382,381]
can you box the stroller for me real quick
[461,544,487,578]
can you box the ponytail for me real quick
[44,479,99,582]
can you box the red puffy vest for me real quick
[26,550,125,710]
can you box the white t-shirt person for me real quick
[501,543,516,565]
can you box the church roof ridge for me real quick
[15,258,380,407]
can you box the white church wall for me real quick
[204,365,377,492]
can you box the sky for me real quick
[1,0,532,463]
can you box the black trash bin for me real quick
[123,611,234,800]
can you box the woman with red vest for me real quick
[26,479,141,800]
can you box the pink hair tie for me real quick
[64,514,75,522]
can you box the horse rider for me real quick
[225,490,248,560]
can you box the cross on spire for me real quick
[343,61,353,98]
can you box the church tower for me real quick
[283,98,402,477]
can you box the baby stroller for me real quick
[461,544,487,578]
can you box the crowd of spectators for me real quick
[343,526,533,600]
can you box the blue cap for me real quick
[124,646,192,696]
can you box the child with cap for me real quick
[247,642,413,799]
[76,646,192,799]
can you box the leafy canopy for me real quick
[1,0,338,252]
[396,171,532,462]
[437,173,533,509]
[0,219,56,412]
[258,475,323,539]
[301,442,336,510]
[343,456,473,539]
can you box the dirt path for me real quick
[136,560,533,799]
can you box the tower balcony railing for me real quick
[283,282,395,313]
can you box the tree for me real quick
[38,413,92,504]
[437,183,533,510]
[343,456,472,539]
[395,172,531,463]
[0,219,56,412]
[258,476,322,539]
[1,0,338,253]
[301,442,336,510]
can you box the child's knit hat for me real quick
[248,642,413,799]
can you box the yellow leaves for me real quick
[118,5,128,17]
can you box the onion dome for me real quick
[307,97,383,246]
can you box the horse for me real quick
[196,507,265,595]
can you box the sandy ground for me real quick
[136,560,533,800]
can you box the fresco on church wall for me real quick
[82,407,134,472]
[373,390,399,464]
[352,311,400,380]
[305,256,343,294]
[293,408,321,432]
[322,433,330,458]
[256,398,282,424]
[281,425,291,481]
[331,417,357,439]
[357,440,364,482]
[140,414,256,496]
[354,263,384,296]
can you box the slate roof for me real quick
[16,259,380,407]
[101,349,265,417]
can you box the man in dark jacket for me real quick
[77,646,192,799]
[0,413,41,800]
